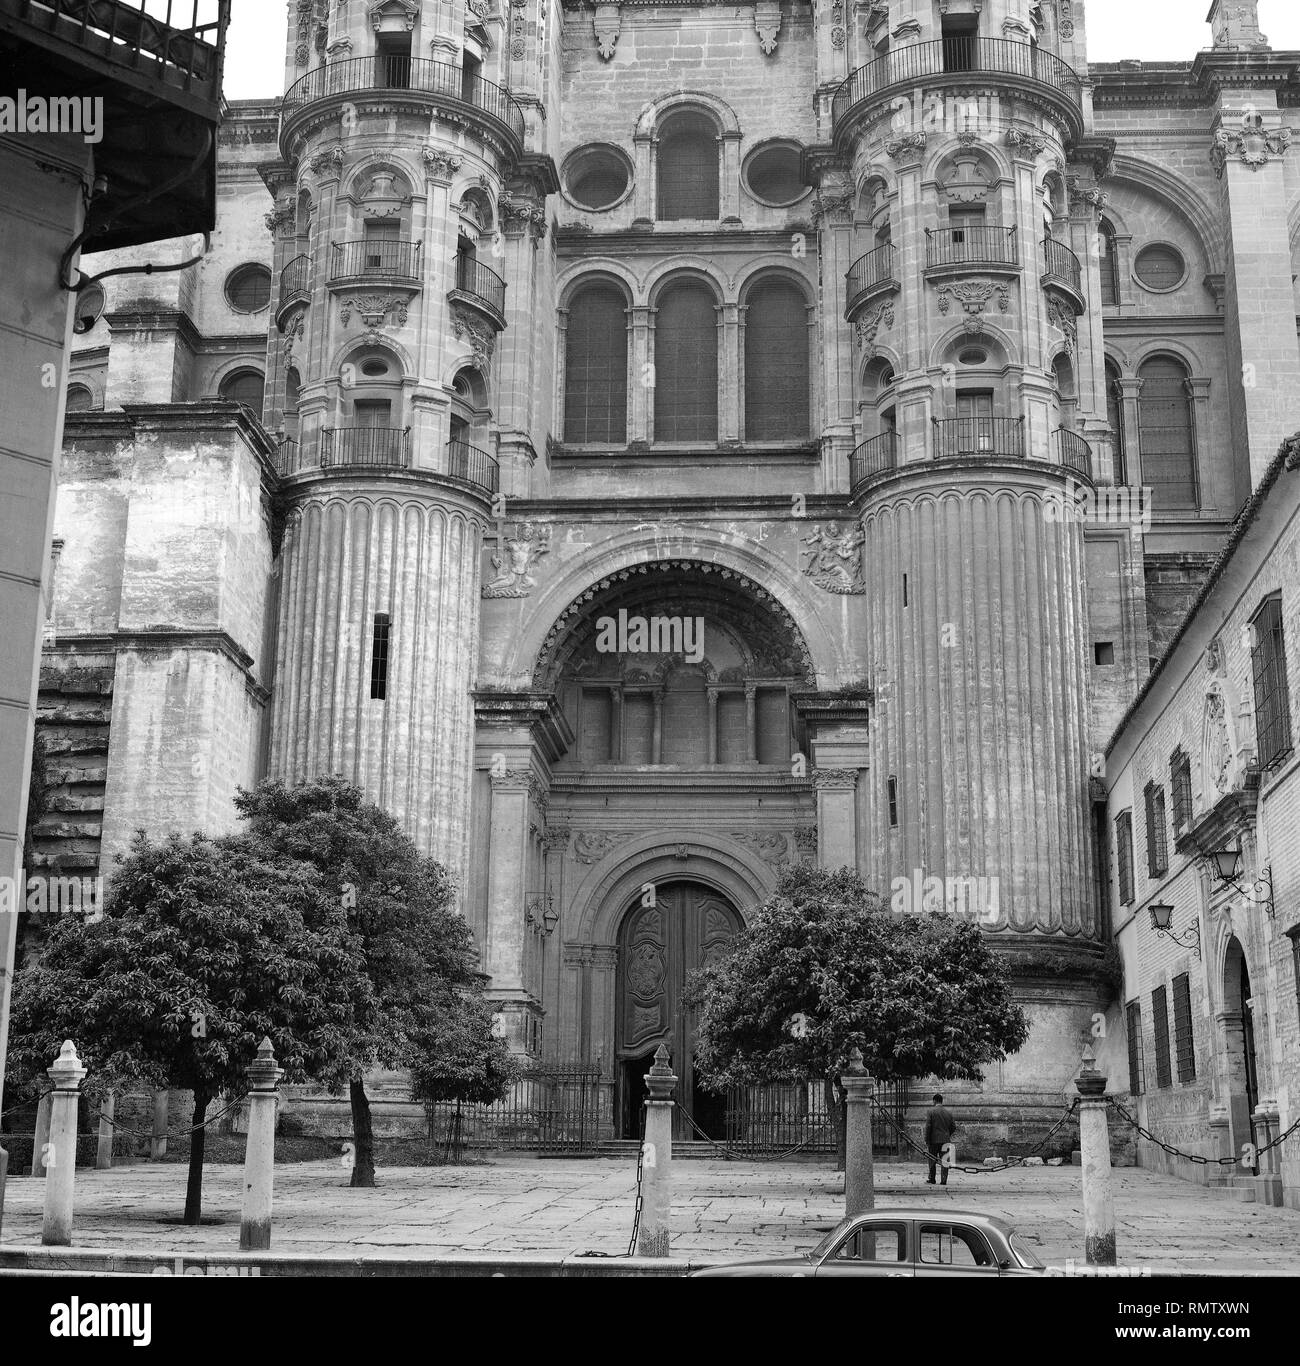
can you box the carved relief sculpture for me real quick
[483,521,554,598]
[802,521,866,594]
[1211,117,1291,177]
[594,3,620,60]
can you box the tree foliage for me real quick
[408,987,519,1108]
[688,865,1030,1089]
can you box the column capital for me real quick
[812,767,858,790]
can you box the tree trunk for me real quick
[183,1090,210,1225]
[349,1076,376,1188]
[826,1076,847,1171]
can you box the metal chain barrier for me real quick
[0,1090,53,1126]
[869,1093,1081,1175]
[1106,1095,1300,1167]
[1,1092,243,1141]
[626,1100,647,1256]
[671,1099,813,1162]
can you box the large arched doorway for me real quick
[1223,937,1260,1156]
[616,881,742,1139]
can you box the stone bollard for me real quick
[841,1047,876,1216]
[32,1092,52,1178]
[635,1044,677,1259]
[42,1041,87,1247]
[96,1093,115,1171]
[239,1037,284,1252]
[0,1141,7,1240]
[1076,1045,1116,1266]
[150,1090,168,1160]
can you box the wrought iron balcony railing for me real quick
[831,37,1083,141]
[453,254,507,319]
[281,56,525,148]
[320,427,411,470]
[926,225,1019,271]
[1054,427,1093,480]
[280,254,311,306]
[845,244,898,318]
[447,439,500,494]
[933,416,1025,461]
[275,437,302,477]
[1041,236,1083,297]
[331,239,422,281]
[848,431,898,493]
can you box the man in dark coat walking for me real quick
[925,1092,958,1185]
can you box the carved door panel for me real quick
[617,883,740,1137]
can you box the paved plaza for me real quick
[2,1156,1299,1273]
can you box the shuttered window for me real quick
[744,281,809,440]
[654,283,718,441]
[1115,810,1134,906]
[657,113,719,220]
[1250,593,1293,769]
[1173,973,1196,1083]
[1138,357,1199,508]
[1126,1001,1144,1095]
[1151,985,1172,1089]
[1170,748,1192,832]
[564,286,628,444]
[1144,781,1168,878]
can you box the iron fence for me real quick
[320,426,411,469]
[845,244,897,316]
[454,254,507,316]
[926,225,1018,270]
[280,253,311,305]
[933,416,1025,460]
[447,439,499,494]
[1042,235,1083,296]
[331,238,421,281]
[1054,426,1093,480]
[849,431,899,492]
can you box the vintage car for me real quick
[690,1209,1047,1277]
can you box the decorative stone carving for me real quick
[811,768,858,790]
[753,0,781,53]
[885,131,927,164]
[594,3,620,59]
[892,18,921,39]
[500,193,548,236]
[1203,690,1233,798]
[1046,296,1077,355]
[1066,175,1108,210]
[489,767,533,791]
[368,0,418,32]
[339,295,409,327]
[543,827,571,854]
[1211,117,1291,177]
[1282,433,1300,471]
[1007,126,1048,158]
[853,300,894,357]
[802,522,866,595]
[483,521,553,598]
[309,145,345,176]
[730,832,791,868]
[282,310,306,359]
[1002,17,1030,38]
[573,830,634,865]
[295,0,313,66]
[935,279,1010,316]
[1058,0,1075,39]
[794,826,818,858]
[422,147,463,180]
[451,303,497,373]
[264,206,295,236]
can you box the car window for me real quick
[917,1224,994,1267]
[833,1223,907,1262]
[1009,1233,1044,1269]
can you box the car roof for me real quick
[842,1209,1017,1235]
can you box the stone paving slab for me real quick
[1,1156,1299,1273]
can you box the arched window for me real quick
[564,285,627,443]
[1099,219,1120,306]
[655,282,717,441]
[219,368,265,411]
[744,280,809,440]
[1052,353,1076,430]
[1105,359,1126,484]
[656,112,719,221]
[65,383,94,412]
[1137,356,1198,508]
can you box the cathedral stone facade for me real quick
[36,0,1300,1158]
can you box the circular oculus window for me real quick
[958,347,989,365]
[743,143,806,207]
[1133,244,1186,292]
[225,264,272,313]
[563,145,632,211]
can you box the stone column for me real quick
[32,1092,52,1177]
[610,686,623,763]
[841,1048,876,1216]
[1076,1046,1116,1266]
[651,688,665,764]
[636,1044,677,1258]
[744,685,758,762]
[150,1089,168,1160]
[96,1093,115,1172]
[1117,378,1143,486]
[718,301,741,443]
[706,687,719,765]
[629,305,653,444]
[42,1040,86,1247]
[485,770,533,993]
[239,1037,284,1252]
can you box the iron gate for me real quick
[722,1079,910,1155]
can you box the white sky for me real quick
[221,0,1300,101]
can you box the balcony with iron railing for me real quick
[1041,236,1085,312]
[450,254,507,329]
[330,239,422,284]
[0,0,230,250]
[320,426,412,470]
[848,431,898,494]
[1054,427,1093,481]
[281,56,525,155]
[447,439,500,494]
[831,38,1083,147]
[925,225,1020,276]
[844,244,899,322]
[933,416,1026,461]
[276,254,311,328]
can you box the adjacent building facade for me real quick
[28,0,1300,1171]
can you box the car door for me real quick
[813,1219,913,1278]
[911,1221,1003,1280]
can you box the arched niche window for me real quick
[343,346,404,438]
[450,366,489,450]
[654,282,718,442]
[1105,358,1127,484]
[744,280,809,441]
[1099,219,1120,306]
[862,357,896,440]
[656,112,719,221]
[1137,355,1199,508]
[564,285,628,444]
[65,383,94,413]
[1052,352,1076,430]
[219,368,265,413]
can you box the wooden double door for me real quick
[616,882,741,1139]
